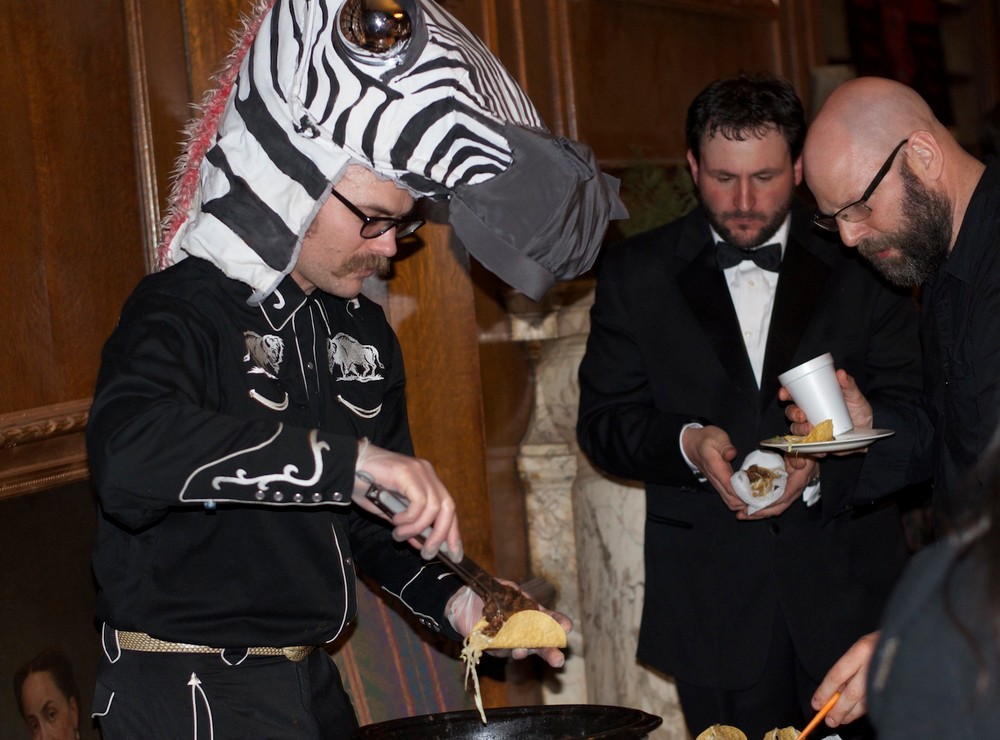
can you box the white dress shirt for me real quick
[679,217,819,504]
[714,218,789,388]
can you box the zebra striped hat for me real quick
[159,0,626,303]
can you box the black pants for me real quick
[673,605,873,740]
[93,626,358,739]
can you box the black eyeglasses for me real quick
[813,139,908,232]
[330,188,424,239]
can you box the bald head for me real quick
[796,77,996,287]
[810,78,938,149]
[804,78,943,201]
[803,77,986,265]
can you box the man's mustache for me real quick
[857,238,894,258]
[341,254,391,277]
[722,210,767,221]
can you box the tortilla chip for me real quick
[763,728,800,740]
[695,725,747,740]
[801,418,834,443]
[783,418,835,447]
[471,610,567,649]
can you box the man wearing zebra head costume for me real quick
[86,0,608,736]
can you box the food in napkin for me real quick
[731,450,788,514]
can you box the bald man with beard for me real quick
[787,77,1000,734]
[789,76,1000,534]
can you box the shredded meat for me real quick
[480,582,537,636]
[746,464,778,498]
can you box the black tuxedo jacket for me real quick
[577,202,928,689]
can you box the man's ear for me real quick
[906,131,943,181]
[686,150,700,186]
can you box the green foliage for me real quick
[616,160,697,239]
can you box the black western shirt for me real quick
[88,257,460,648]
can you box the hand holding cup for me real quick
[778,353,853,437]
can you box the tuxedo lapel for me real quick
[760,238,831,406]
[678,235,759,398]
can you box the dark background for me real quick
[1,483,101,739]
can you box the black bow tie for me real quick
[716,241,781,272]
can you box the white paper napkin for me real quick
[731,450,788,514]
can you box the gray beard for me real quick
[856,161,951,287]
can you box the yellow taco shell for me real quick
[471,609,567,649]
[695,725,747,740]
[763,728,800,740]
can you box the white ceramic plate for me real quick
[760,428,895,454]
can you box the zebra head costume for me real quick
[159,0,627,303]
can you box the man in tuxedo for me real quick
[576,73,928,739]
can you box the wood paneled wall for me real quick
[4,0,997,717]
[445,0,825,166]
[0,0,149,495]
[0,0,828,712]
[0,1,148,412]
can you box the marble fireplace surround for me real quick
[504,281,689,739]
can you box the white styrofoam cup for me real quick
[778,352,853,436]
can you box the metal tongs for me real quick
[358,472,516,608]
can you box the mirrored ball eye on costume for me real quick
[339,0,413,55]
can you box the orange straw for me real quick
[798,691,841,740]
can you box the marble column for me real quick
[510,283,689,738]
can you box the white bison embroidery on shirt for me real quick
[328,332,383,382]
[244,331,284,377]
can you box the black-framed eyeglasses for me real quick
[330,188,425,239]
[813,138,908,232]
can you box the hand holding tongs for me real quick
[358,471,515,606]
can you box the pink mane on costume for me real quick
[156,0,277,271]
